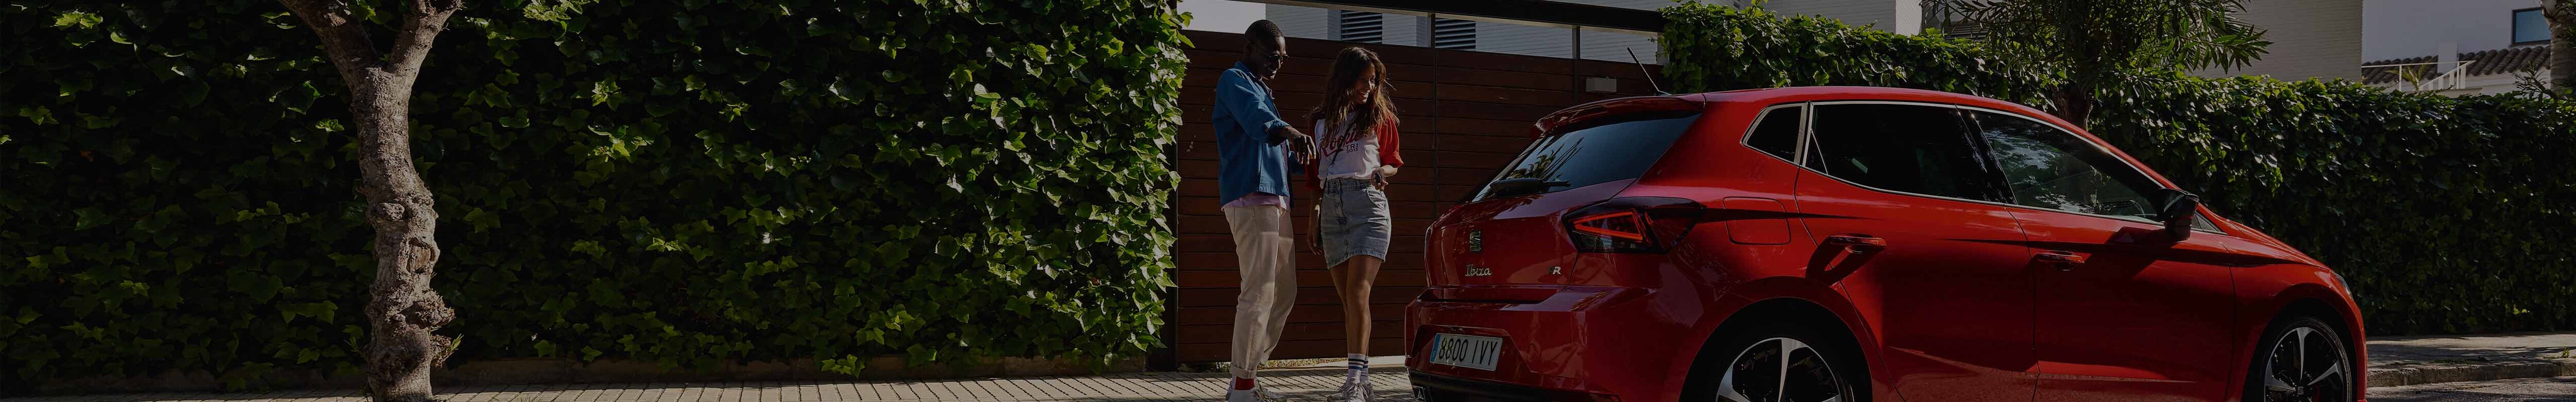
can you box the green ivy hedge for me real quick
[1664,4,2576,335]
[1,0,1186,391]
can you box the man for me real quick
[1214,19,1311,402]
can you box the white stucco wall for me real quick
[2364,0,2547,61]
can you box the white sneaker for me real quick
[1333,372,1371,401]
[1340,355,1374,402]
[1227,386,1287,401]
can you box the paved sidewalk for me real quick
[0,368,1415,402]
[2368,332,2576,387]
[2368,376,2576,401]
[6,332,2566,402]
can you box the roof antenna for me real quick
[1628,47,1669,96]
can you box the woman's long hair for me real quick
[1308,47,1398,155]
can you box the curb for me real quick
[2367,359,2576,388]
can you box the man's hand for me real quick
[1270,125,1310,143]
[1271,126,1313,165]
[1372,166,1397,189]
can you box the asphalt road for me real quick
[2371,376,2576,401]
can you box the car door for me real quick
[1967,109,2243,402]
[1793,102,2037,402]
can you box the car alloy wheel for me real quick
[1717,337,1850,402]
[2260,324,2353,401]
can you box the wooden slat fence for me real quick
[1165,30,1664,363]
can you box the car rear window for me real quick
[1470,111,1702,201]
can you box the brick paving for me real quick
[0,368,1415,402]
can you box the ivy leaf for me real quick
[53,10,102,28]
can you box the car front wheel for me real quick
[2245,316,2355,401]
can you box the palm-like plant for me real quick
[1936,0,2272,126]
[2548,0,2572,92]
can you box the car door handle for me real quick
[1824,234,1888,252]
[2035,250,2087,268]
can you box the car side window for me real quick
[1807,103,2007,202]
[1744,104,1802,162]
[1969,110,2169,220]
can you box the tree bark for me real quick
[275,1,462,401]
[2052,84,2094,128]
[2549,1,2574,91]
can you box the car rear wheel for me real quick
[2245,316,2355,401]
[1687,322,1863,402]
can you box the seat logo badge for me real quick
[1466,231,1483,253]
[1464,265,1492,276]
[1548,266,1562,275]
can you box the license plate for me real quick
[1427,334,1503,371]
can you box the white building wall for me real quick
[2364,0,2542,61]
[1751,0,1908,34]
[1581,30,1663,62]
[1177,0,1266,33]
[1378,14,1426,46]
[1471,21,1574,57]
[1241,0,1676,63]
[1468,0,1671,61]
[1265,4,1332,40]
[2193,0,2365,81]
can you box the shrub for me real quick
[1664,4,2576,334]
[0,0,1187,391]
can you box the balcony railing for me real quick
[2362,60,2478,93]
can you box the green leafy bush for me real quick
[1659,5,2062,108]
[1664,4,2576,334]
[1,0,1186,391]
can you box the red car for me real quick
[1406,86,2364,402]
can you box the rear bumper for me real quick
[1405,285,1703,401]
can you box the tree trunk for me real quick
[276,1,462,400]
[2550,1,2574,91]
[2052,84,2093,128]
[351,70,454,402]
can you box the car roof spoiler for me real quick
[1529,96,1704,137]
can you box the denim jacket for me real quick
[1213,62,1297,205]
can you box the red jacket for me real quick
[1303,119,1403,191]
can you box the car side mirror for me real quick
[2151,188,2201,241]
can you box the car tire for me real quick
[2243,316,2357,402]
[1682,321,1867,402]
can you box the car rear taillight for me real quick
[1563,197,1703,253]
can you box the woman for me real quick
[1304,47,1401,402]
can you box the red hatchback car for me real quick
[1406,87,2364,402]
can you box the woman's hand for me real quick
[1372,165,1397,189]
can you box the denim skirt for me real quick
[1318,178,1393,267]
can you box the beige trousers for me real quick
[1223,205,1297,380]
